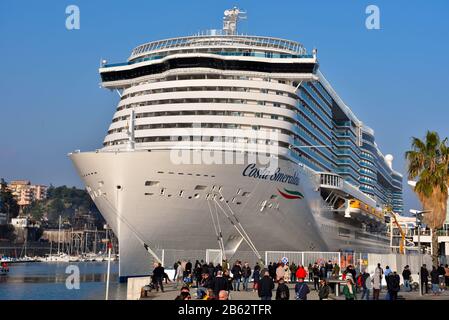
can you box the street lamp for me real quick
[409,209,431,296]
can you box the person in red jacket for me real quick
[296,265,307,280]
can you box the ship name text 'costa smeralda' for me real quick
[69,8,403,280]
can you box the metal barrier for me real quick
[265,251,341,267]
[157,249,206,268]
[206,249,222,265]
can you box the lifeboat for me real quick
[348,199,384,223]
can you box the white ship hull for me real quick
[70,150,390,279]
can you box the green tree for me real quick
[405,131,449,266]
[0,178,19,219]
[24,200,45,220]
[0,225,16,241]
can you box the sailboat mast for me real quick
[57,215,61,255]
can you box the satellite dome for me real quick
[385,154,394,169]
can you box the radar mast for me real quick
[222,6,246,35]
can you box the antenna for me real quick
[223,6,246,35]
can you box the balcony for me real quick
[319,172,343,189]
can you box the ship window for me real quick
[145,181,160,186]
[338,227,351,237]
[242,192,251,197]
[194,185,207,190]
[144,193,153,196]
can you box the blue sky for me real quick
[1,0,448,213]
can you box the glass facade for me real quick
[295,81,403,213]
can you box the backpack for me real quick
[295,283,308,300]
[357,275,363,288]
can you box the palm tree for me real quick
[405,131,449,266]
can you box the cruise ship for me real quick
[69,8,403,280]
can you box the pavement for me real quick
[326,285,449,300]
[141,281,449,300]
[142,282,319,300]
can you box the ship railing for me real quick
[318,172,344,189]
[129,35,307,59]
[412,229,449,237]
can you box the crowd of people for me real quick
[168,259,333,300]
[419,263,449,295]
[145,258,449,301]
[341,262,449,300]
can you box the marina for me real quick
[0,262,126,300]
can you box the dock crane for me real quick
[384,206,406,254]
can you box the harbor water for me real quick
[0,262,127,300]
